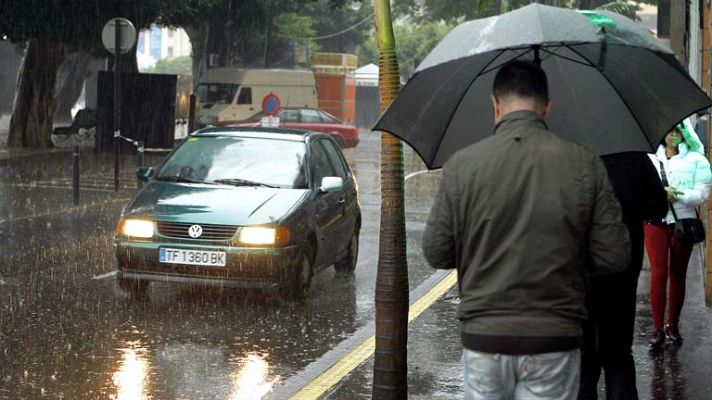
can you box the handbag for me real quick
[659,161,706,244]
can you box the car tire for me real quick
[334,231,359,274]
[283,252,313,300]
[117,273,149,297]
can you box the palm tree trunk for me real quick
[372,0,408,398]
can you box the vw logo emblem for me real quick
[188,225,203,238]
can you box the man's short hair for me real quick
[493,60,549,103]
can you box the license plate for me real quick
[159,248,226,267]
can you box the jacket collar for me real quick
[494,110,548,134]
[655,142,690,161]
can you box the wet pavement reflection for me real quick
[0,130,440,399]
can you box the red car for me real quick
[232,107,360,148]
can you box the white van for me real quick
[196,68,318,126]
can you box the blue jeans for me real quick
[463,349,581,400]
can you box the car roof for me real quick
[192,126,324,142]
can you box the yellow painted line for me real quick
[290,270,457,400]
[0,197,130,224]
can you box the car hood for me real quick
[123,181,309,226]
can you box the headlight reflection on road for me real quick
[228,353,280,400]
[112,341,150,400]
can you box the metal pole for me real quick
[188,94,197,133]
[72,145,80,205]
[114,19,122,192]
[137,140,144,189]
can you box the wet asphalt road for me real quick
[3,128,712,399]
[0,130,442,399]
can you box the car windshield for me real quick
[196,83,239,104]
[156,136,308,189]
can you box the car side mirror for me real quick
[137,166,154,182]
[320,177,343,193]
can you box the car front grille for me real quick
[156,221,237,241]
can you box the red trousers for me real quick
[643,223,694,330]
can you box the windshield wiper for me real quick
[212,178,278,188]
[156,176,210,184]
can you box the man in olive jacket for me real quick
[422,61,630,399]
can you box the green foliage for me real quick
[300,0,374,54]
[356,39,379,67]
[273,13,320,67]
[594,2,641,20]
[357,20,455,80]
[390,0,646,22]
[142,56,192,75]
[0,1,174,52]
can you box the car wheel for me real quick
[283,252,313,299]
[334,231,359,274]
[117,273,149,297]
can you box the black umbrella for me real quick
[374,4,712,169]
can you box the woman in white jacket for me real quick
[645,119,712,348]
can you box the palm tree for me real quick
[372,0,409,398]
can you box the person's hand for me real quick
[665,187,681,202]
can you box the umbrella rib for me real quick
[480,48,534,76]
[431,51,507,165]
[563,43,655,150]
[541,46,596,69]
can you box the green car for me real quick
[114,127,361,298]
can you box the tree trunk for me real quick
[0,42,23,115]
[185,24,208,88]
[54,50,93,123]
[372,0,408,398]
[8,39,65,148]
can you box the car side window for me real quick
[237,87,252,104]
[301,109,322,124]
[311,140,337,184]
[319,140,348,180]
[280,109,299,123]
[318,111,338,124]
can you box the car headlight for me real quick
[118,218,154,238]
[238,227,290,246]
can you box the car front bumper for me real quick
[115,239,301,289]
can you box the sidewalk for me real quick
[326,248,712,399]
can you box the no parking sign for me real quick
[262,93,281,116]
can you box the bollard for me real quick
[137,140,145,189]
[72,145,80,205]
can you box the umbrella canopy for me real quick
[374,4,712,169]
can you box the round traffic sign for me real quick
[262,93,281,116]
[102,18,137,55]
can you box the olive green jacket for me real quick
[423,111,630,347]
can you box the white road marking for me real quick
[404,169,430,181]
[92,270,117,280]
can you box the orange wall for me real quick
[315,73,356,123]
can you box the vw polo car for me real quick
[115,127,360,298]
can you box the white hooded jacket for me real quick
[649,136,712,224]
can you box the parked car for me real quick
[115,127,361,299]
[232,107,360,148]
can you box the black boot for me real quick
[665,324,683,345]
[648,330,665,348]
